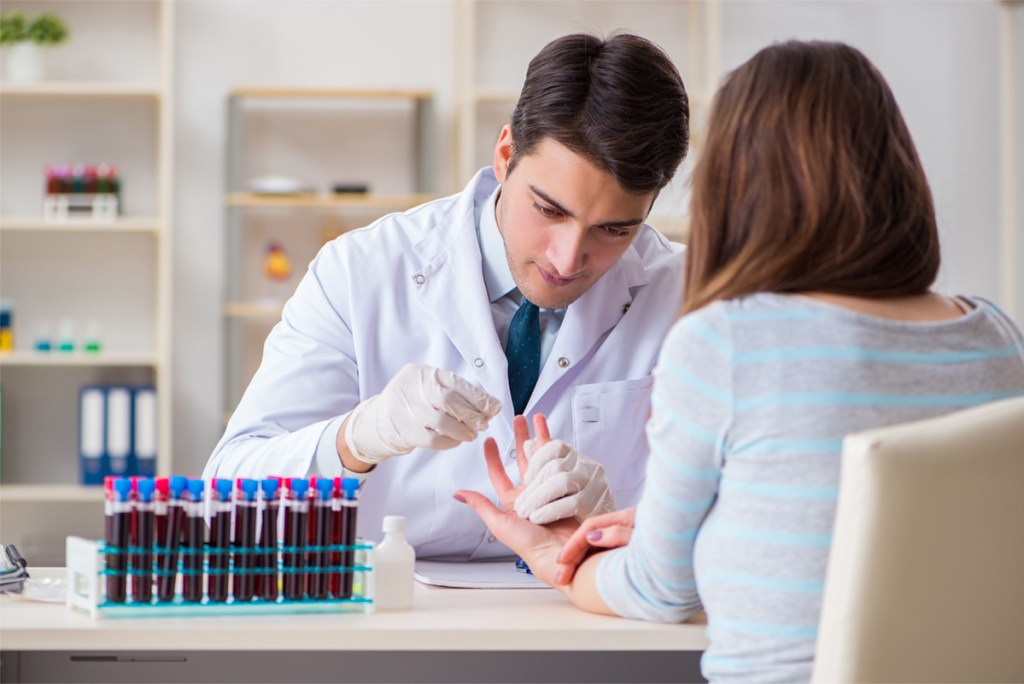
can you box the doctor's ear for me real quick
[493,125,514,184]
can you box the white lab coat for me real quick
[205,168,685,559]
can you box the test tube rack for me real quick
[66,535,376,619]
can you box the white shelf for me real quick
[0,351,159,368]
[0,216,162,233]
[0,484,104,503]
[0,81,163,98]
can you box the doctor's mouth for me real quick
[537,265,585,288]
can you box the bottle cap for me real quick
[383,516,406,534]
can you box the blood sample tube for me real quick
[208,479,232,603]
[182,479,206,603]
[283,478,309,601]
[233,478,259,602]
[106,478,132,603]
[157,476,188,602]
[308,477,333,600]
[256,478,280,601]
[330,477,343,598]
[154,478,169,549]
[339,477,360,600]
[131,478,156,604]
[103,476,115,542]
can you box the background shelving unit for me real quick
[223,88,435,418]
[452,0,721,242]
[0,0,174,565]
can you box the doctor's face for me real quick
[492,127,655,311]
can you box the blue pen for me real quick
[515,557,533,575]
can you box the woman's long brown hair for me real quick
[683,41,940,315]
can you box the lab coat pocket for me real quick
[571,376,654,502]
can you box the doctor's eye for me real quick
[534,203,563,220]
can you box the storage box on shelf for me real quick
[0,0,174,566]
[223,88,435,419]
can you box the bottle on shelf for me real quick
[373,515,415,611]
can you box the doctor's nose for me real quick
[547,229,587,277]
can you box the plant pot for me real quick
[4,41,46,82]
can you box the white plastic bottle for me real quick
[373,515,415,610]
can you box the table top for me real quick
[0,569,708,652]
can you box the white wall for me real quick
[171,1,1014,476]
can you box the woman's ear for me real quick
[493,124,514,183]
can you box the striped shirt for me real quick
[596,292,1024,683]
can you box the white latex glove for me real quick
[513,439,615,525]
[345,363,502,465]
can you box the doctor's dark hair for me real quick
[683,40,940,314]
[508,32,689,194]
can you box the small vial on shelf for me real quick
[33,319,52,352]
[0,300,14,352]
[57,318,75,353]
[373,516,415,611]
[82,319,102,353]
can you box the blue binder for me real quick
[78,386,107,485]
[105,386,132,478]
[133,386,157,477]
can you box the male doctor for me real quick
[204,32,690,559]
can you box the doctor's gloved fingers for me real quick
[514,471,582,519]
[523,440,577,484]
[435,368,503,419]
[411,406,479,443]
[524,496,582,526]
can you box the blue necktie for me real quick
[506,298,541,416]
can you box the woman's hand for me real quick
[454,414,579,586]
[555,507,636,585]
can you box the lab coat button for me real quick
[474,357,484,367]
[557,356,570,368]
[487,535,496,544]
[413,274,426,285]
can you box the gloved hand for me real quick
[345,363,502,465]
[513,439,615,525]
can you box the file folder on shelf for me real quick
[106,387,132,477]
[79,386,107,485]
[132,386,157,477]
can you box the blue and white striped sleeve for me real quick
[596,307,733,622]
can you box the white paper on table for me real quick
[414,560,548,589]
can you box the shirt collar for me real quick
[476,184,518,304]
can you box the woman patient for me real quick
[455,40,1024,683]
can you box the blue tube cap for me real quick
[260,478,279,499]
[315,476,334,501]
[113,477,133,502]
[341,477,360,501]
[136,478,156,503]
[187,479,205,501]
[240,478,259,501]
[215,478,233,501]
[169,475,188,499]
[289,478,309,498]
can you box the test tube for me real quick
[208,479,233,603]
[233,478,259,602]
[154,478,169,548]
[339,477,360,599]
[330,477,343,597]
[131,479,155,603]
[106,478,132,603]
[308,477,334,600]
[256,478,280,602]
[283,478,309,601]
[182,479,206,603]
[157,476,188,602]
